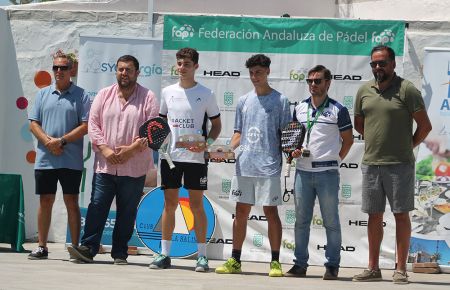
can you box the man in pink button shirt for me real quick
[68,55,159,265]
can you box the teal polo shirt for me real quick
[29,83,90,170]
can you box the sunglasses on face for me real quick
[369,60,390,68]
[306,78,326,85]
[52,65,70,71]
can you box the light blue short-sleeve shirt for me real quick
[234,89,291,177]
[29,83,90,170]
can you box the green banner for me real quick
[164,15,405,56]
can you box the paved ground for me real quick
[0,243,449,290]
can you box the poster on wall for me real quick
[65,36,163,248]
[412,47,450,268]
[162,15,405,267]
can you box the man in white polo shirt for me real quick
[285,65,353,280]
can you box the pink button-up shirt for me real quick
[88,83,159,177]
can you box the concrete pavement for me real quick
[0,243,449,290]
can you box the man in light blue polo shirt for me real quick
[28,51,90,260]
[285,65,353,280]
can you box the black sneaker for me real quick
[67,245,94,263]
[285,265,307,277]
[323,266,339,280]
[28,246,48,260]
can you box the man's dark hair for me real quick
[245,54,271,68]
[308,65,332,80]
[117,55,140,71]
[176,47,199,64]
[371,45,396,61]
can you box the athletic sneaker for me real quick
[268,260,283,277]
[67,245,94,263]
[149,254,171,269]
[352,269,382,282]
[195,256,209,272]
[215,257,242,274]
[392,271,409,284]
[28,246,48,260]
[114,258,128,265]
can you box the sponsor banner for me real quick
[66,207,145,248]
[136,187,216,258]
[76,36,163,208]
[413,47,450,267]
[164,15,405,56]
[162,15,406,267]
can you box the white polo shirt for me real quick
[160,82,220,164]
[294,96,352,172]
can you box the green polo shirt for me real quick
[354,75,425,165]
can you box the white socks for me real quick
[161,240,171,256]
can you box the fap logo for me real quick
[253,233,264,247]
[224,91,234,106]
[222,179,231,193]
[343,96,354,110]
[285,209,296,225]
[135,187,215,258]
[289,68,308,82]
[341,184,352,199]
[372,29,395,45]
[172,24,195,41]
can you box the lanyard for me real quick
[305,97,328,147]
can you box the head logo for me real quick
[135,187,215,258]
[343,96,354,110]
[341,184,352,199]
[224,91,234,106]
[253,233,264,247]
[372,29,395,45]
[172,24,195,41]
[285,209,296,225]
[222,179,231,193]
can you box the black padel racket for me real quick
[281,121,306,177]
[139,117,175,169]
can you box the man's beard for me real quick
[117,78,135,89]
[373,71,391,83]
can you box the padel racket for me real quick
[281,121,306,177]
[139,117,175,169]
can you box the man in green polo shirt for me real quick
[352,45,432,284]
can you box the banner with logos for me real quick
[65,36,163,247]
[412,48,450,267]
[76,35,163,207]
[161,15,405,267]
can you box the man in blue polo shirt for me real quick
[28,51,90,260]
[285,65,353,280]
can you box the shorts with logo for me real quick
[229,176,282,206]
[361,163,415,214]
[34,168,82,195]
[160,159,208,190]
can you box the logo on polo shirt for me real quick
[246,127,262,143]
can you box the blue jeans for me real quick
[81,173,145,259]
[293,169,341,268]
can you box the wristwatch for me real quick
[60,137,67,147]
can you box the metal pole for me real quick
[148,0,154,37]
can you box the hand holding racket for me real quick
[139,117,175,169]
[281,121,306,177]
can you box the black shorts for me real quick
[160,160,208,190]
[34,169,83,195]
